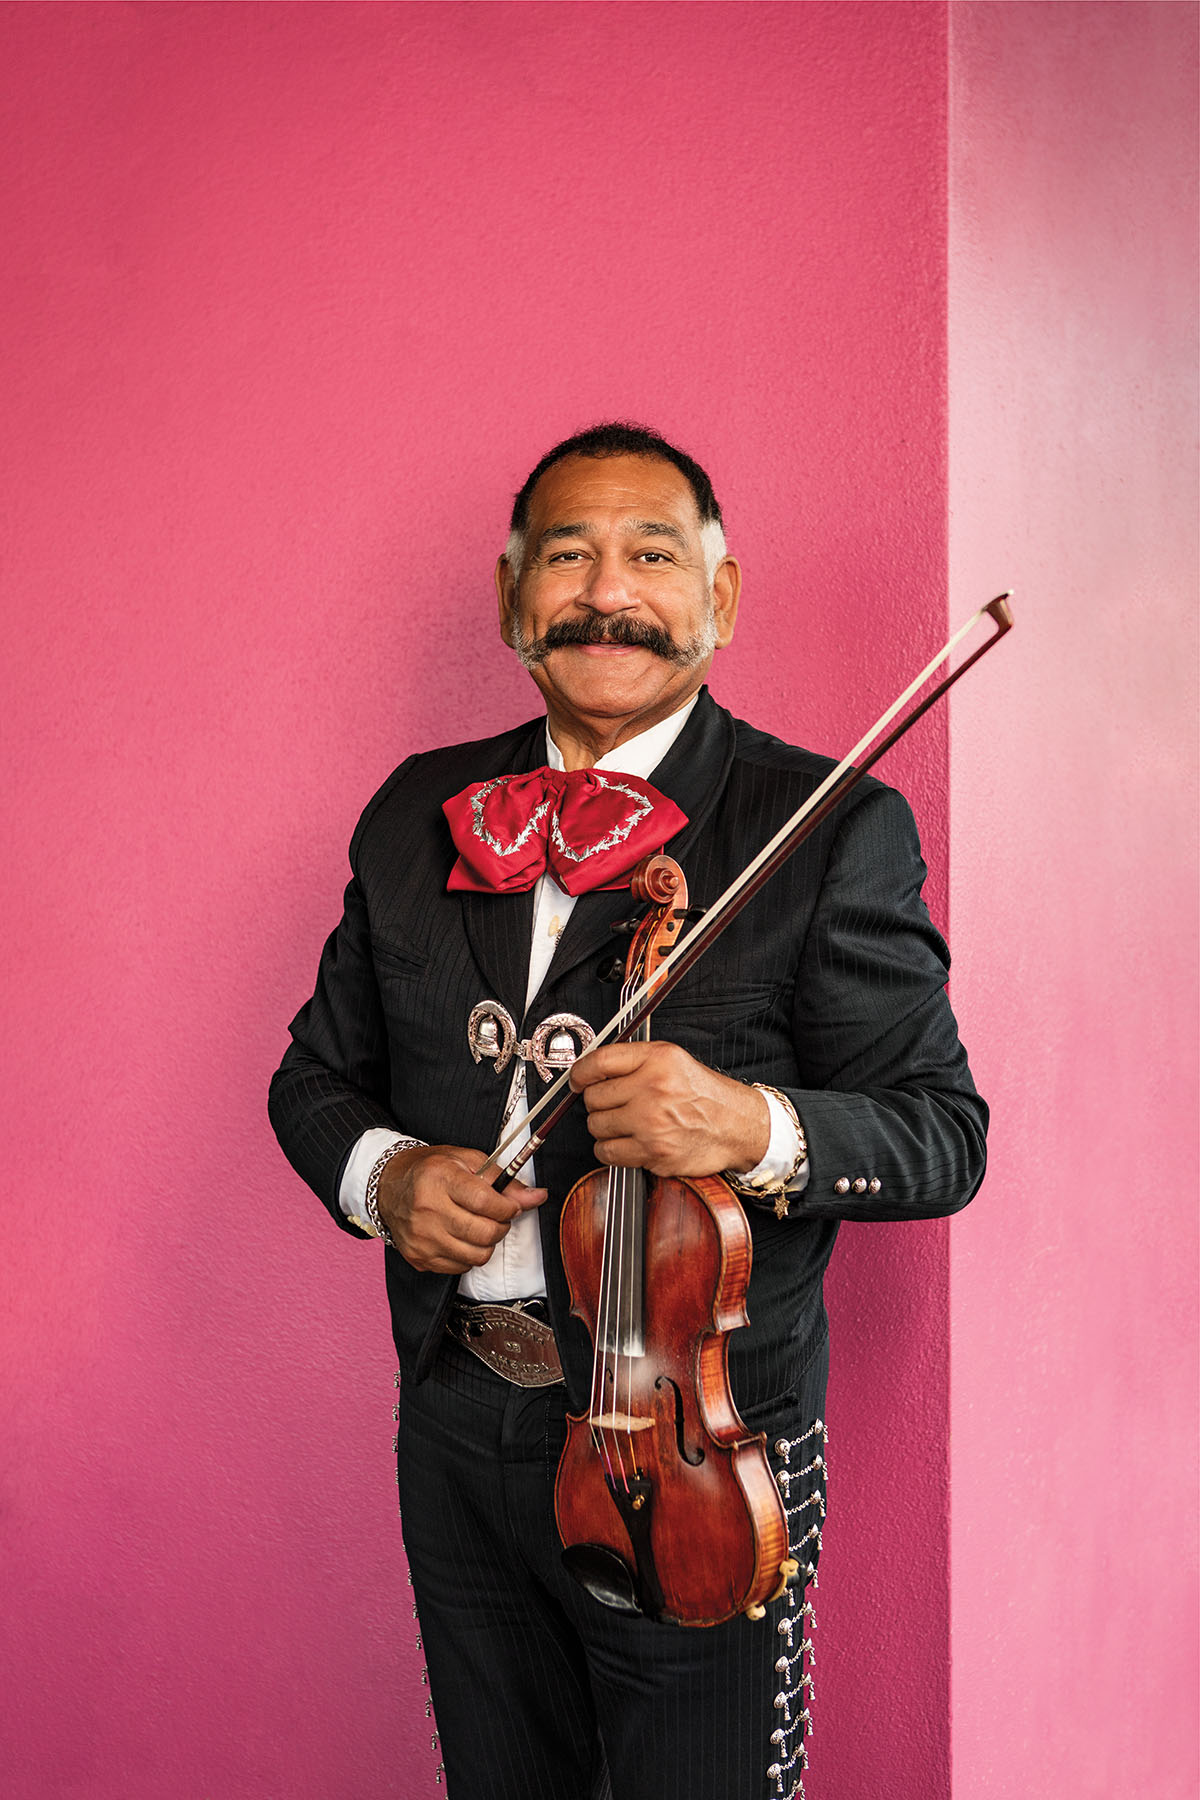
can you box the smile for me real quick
[566,642,649,655]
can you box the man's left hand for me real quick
[569,1041,770,1178]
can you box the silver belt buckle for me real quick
[446,1300,565,1388]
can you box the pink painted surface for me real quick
[949,5,1199,1796]
[0,3,957,1794]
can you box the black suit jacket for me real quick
[269,690,987,1417]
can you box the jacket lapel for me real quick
[529,690,736,1009]
[457,719,547,1018]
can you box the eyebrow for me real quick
[533,519,690,554]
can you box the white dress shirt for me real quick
[339,694,806,1296]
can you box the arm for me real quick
[570,784,986,1222]
[268,866,402,1232]
[268,802,546,1261]
[781,783,987,1221]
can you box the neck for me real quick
[549,722,632,771]
[546,694,701,771]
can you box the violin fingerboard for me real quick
[597,1166,646,1357]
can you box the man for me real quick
[269,423,987,1800]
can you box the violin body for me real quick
[556,1165,790,1628]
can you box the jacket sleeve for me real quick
[779,784,988,1223]
[267,770,417,1231]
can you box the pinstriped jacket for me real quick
[268,688,987,1419]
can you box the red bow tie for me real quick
[443,766,688,896]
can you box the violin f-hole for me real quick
[655,1374,705,1467]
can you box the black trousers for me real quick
[395,1336,826,1800]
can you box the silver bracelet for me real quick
[723,1084,808,1221]
[363,1137,426,1249]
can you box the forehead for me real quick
[523,453,703,536]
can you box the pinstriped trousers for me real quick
[396,1336,825,1800]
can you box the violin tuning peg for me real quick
[595,955,626,983]
[609,914,644,936]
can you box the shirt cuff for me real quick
[729,1088,810,1194]
[338,1127,405,1233]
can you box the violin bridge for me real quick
[589,1411,654,1434]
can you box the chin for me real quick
[558,670,665,708]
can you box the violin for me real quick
[482,595,1014,1628]
[555,854,795,1626]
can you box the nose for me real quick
[579,550,639,614]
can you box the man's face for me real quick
[496,453,741,754]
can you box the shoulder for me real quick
[349,716,544,862]
[729,713,841,782]
[720,705,898,825]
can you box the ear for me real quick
[495,555,517,646]
[711,556,742,647]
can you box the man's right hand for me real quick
[376,1145,547,1274]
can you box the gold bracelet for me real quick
[723,1084,808,1221]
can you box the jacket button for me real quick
[834,1177,850,1194]
[868,1178,881,1194]
[852,1177,867,1193]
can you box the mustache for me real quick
[518,614,697,666]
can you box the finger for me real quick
[577,1072,644,1115]
[443,1177,526,1225]
[404,1193,517,1267]
[438,1182,547,1257]
[391,1213,508,1276]
[586,1103,640,1143]
[569,1042,655,1090]
[441,1202,515,1251]
[426,1154,527,1223]
[510,1183,549,1211]
[591,1135,649,1169]
[421,1237,507,1274]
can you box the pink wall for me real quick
[3,2,1193,1796]
[0,5,954,1795]
[948,5,1198,1796]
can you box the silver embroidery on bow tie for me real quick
[468,773,654,864]
[548,777,654,864]
[468,782,553,857]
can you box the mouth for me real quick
[567,641,649,655]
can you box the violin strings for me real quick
[590,972,640,1493]
[591,1161,616,1479]
[620,1010,653,1487]
[606,995,650,1494]
[614,1163,635,1493]
[608,980,655,1496]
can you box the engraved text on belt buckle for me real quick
[447,1302,564,1388]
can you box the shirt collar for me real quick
[544,692,701,780]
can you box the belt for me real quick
[445,1298,564,1388]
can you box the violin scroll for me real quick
[630,853,684,908]
[624,855,690,1010]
